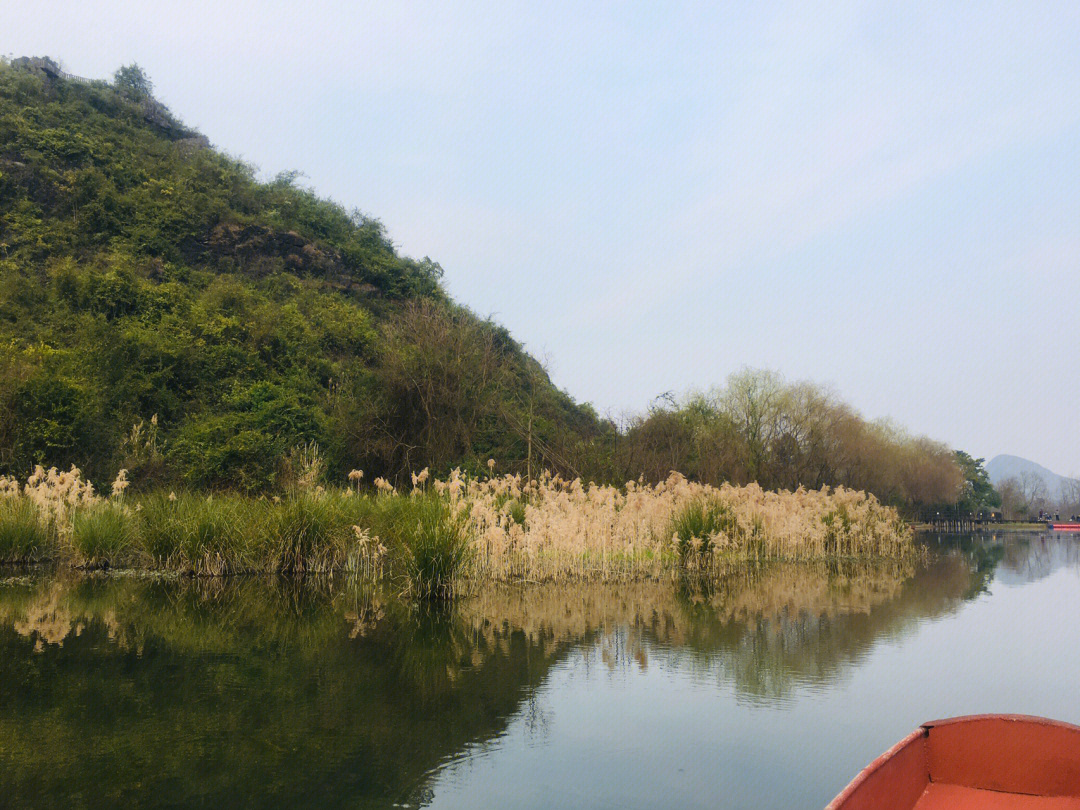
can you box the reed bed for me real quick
[0,465,913,596]
[457,470,913,581]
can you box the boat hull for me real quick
[827,715,1080,809]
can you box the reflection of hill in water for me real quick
[0,543,1024,808]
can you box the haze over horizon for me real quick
[6,1,1079,473]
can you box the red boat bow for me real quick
[827,715,1080,809]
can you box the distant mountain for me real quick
[985,455,1076,503]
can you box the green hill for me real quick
[0,58,606,490]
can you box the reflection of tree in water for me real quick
[995,532,1080,585]
[0,543,1011,808]
[667,556,982,701]
[456,554,989,703]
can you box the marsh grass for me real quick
[138,493,191,565]
[258,494,349,574]
[386,495,473,600]
[138,492,382,576]
[137,493,246,574]
[0,499,51,562]
[71,503,132,567]
[505,498,527,529]
[669,497,739,565]
[464,472,914,582]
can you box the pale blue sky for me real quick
[7,1,1080,473]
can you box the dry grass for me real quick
[449,470,913,582]
[0,466,913,591]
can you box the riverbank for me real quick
[911,521,1048,533]
[0,466,915,595]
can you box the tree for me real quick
[718,368,787,485]
[1019,470,1050,515]
[954,451,1002,513]
[372,300,506,477]
[113,64,153,98]
[998,477,1025,520]
[1060,476,1080,515]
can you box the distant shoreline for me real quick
[912,522,1048,533]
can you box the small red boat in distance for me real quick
[827,715,1080,809]
[1052,523,1080,532]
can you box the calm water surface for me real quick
[1,532,1078,809]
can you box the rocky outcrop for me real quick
[10,56,63,80]
[179,223,376,295]
[140,97,178,133]
[176,134,211,151]
[10,56,200,144]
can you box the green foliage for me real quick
[71,502,131,565]
[170,382,330,491]
[384,495,473,600]
[955,451,1002,512]
[0,59,973,508]
[11,375,87,466]
[669,497,738,564]
[113,63,153,98]
[0,499,50,561]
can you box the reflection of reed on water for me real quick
[1,549,990,694]
[0,575,571,809]
[0,533,1065,808]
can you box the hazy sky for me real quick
[7,2,1080,473]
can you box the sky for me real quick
[6,1,1080,473]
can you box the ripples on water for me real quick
[0,532,1077,809]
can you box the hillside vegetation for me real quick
[0,58,602,490]
[0,57,969,510]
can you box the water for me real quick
[1,532,1077,809]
